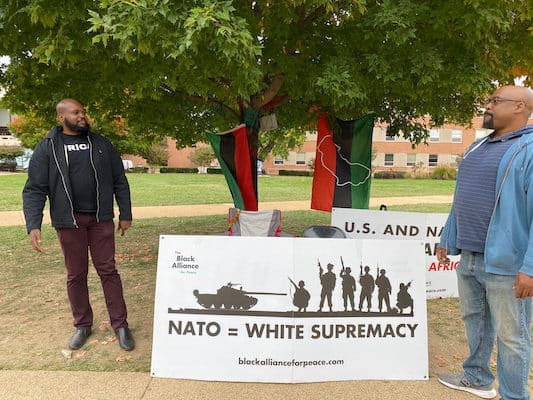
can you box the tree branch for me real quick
[159,83,240,121]
[251,74,285,109]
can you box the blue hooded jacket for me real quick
[440,124,533,276]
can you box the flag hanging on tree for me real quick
[311,113,376,212]
[207,124,258,211]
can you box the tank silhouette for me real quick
[193,282,286,310]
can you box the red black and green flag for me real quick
[311,113,376,212]
[207,124,258,211]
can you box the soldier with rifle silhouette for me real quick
[397,281,414,314]
[339,257,356,312]
[289,277,310,312]
[358,264,375,312]
[318,259,336,312]
[375,267,392,313]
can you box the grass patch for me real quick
[0,210,468,374]
[0,173,455,211]
[0,173,464,375]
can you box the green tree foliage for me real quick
[189,145,215,167]
[139,140,169,166]
[0,0,531,177]
[0,145,24,160]
[7,114,49,149]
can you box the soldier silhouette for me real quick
[375,268,392,313]
[397,281,414,314]
[358,265,375,312]
[318,262,336,312]
[289,278,310,312]
[340,266,356,312]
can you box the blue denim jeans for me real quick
[457,250,531,400]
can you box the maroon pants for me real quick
[56,213,128,330]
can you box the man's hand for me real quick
[436,246,450,265]
[117,220,132,236]
[29,229,44,253]
[513,272,533,298]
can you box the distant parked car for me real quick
[0,160,17,172]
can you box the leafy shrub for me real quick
[160,167,199,173]
[129,167,149,173]
[0,145,24,160]
[430,166,457,180]
[189,146,215,167]
[373,171,408,179]
[278,170,313,176]
[207,167,223,174]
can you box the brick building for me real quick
[259,115,533,175]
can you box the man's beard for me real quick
[482,112,494,129]
[64,117,90,134]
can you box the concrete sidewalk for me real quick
[0,370,481,400]
[0,195,453,227]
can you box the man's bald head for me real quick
[484,85,533,136]
[56,98,89,135]
[493,85,533,117]
[56,98,83,116]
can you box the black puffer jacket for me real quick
[22,126,132,233]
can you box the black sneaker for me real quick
[438,373,497,399]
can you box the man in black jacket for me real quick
[23,98,135,351]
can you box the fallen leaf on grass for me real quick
[89,339,99,345]
[73,351,87,360]
[101,336,117,345]
[61,349,72,359]
[98,322,109,331]
[116,355,132,362]
[433,354,447,367]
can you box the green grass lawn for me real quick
[0,172,459,372]
[0,172,456,211]
[0,211,464,374]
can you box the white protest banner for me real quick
[331,208,459,298]
[151,235,428,383]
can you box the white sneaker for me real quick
[438,373,497,399]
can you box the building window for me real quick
[429,129,440,142]
[385,129,395,141]
[384,154,394,166]
[428,154,438,167]
[296,152,306,165]
[406,154,416,167]
[274,156,284,165]
[451,129,462,143]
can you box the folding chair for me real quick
[226,208,293,237]
[302,225,346,238]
